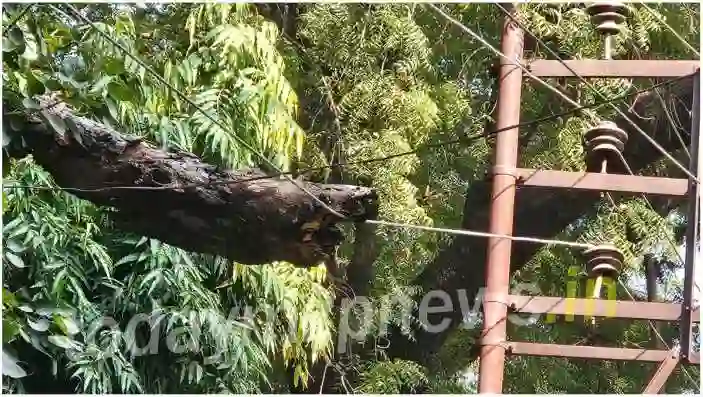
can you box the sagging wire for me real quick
[618,277,700,392]
[488,3,699,183]
[365,220,595,250]
[52,4,348,220]
[499,6,700,385]
[0,4,693,264]
[639,2,700,58]
[5,73,691,193]
[494,1,700,292]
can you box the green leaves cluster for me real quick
[2,2,700,394]
[2,3,331,393]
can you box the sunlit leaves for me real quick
[1,2,699,394]
[358,359,428,393]
[2,350,27,379]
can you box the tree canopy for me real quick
[1,3,700,394]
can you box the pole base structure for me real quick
[477,5,525,394]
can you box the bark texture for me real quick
[5,94,379,269]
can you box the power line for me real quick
[490,3,699,183]
[613,150,700,294]
[4,74,692,193]
[493,2,698,283]
[53,4,348,220]
[497,0,703,295]
[617,277,700,392]
[484,4,699,390]
[427,4,587,112]
[2,4,695,264]
[639,2,700,57]
[366,220,594,249]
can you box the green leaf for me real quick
[5,252,25,268]
[2,288,17,308]
[2,319,21,343]
[43,78,62,91]
[25,71,45,96]
[48,334,77,350]
[36,307,65,317]
[90,75,113,94]
[1,350,27,379]
[55,315,80,336]
[5,239,25,253]
[105,97,119,120]
[7,26,24,47]
[107,81,132,102]
[39,111,67,135]
[2,37,19,53]
[27,317,50,332]
[104,58,125,75]
[20,34,38,61]
[114,253,139,266]
[22,97,40,110]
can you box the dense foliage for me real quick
[2,3,700,394]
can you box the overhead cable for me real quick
[366,220,594,249]
[430,3,699,183]
[54,4,348,220]
[4,73,693,193]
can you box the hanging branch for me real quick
[4,94,379,268]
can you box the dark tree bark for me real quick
[4,94,378,270]
[644,254,666,349]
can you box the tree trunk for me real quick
[644,254,665,349]
[4,94,379,270]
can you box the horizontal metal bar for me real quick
[643,350,680,394]
[525,60,699,78]
[508,342,671,362]
[508,295,700,322]
[516,169,688,197]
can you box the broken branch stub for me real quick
[7,94,379,267]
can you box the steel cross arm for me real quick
[507,294,701,322]
[515,168,688,197]
[507,342,700,364]
[524,59,699,78]
[642,349,680,394]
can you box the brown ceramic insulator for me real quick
[583,244,624,278]
[583,121,628,173]
[586,2,628,36]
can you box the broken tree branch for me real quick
[4,94,379,268]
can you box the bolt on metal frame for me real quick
[479,4,700,394]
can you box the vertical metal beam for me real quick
[680,69,700,362]
[478,4,524,394]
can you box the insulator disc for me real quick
[583,244,624,278]
[586,2,628,35]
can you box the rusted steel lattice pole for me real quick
[474,2,699,393]
[478,4,524,393]
[680,69,700,362]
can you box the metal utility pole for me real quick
[478,4,524,393]
[477,2,700,394]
